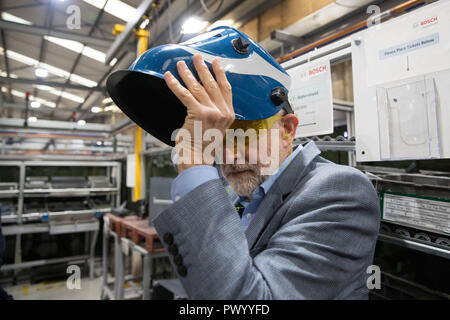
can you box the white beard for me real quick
[222,164,269,199]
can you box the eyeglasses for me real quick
[223,114,283,150]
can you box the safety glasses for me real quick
[223,114,283,150]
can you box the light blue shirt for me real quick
[171,145,303,230]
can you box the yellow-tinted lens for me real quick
[224,114,283,149]
[229,114,283,132]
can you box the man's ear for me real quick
[281,114,298,140]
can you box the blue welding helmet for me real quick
[106,26,292,146]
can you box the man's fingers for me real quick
[176,61,211,105]
[164,71,199,110]
[193,54,224,106]
[212,58,233,109]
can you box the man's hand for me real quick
[164,54,235,174]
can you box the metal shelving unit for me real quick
[0,159,122,279]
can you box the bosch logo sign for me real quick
[420,16,438,27]
[309,65,327,76]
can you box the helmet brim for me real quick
[107,70,186,147]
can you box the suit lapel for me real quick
[244,142,321,249]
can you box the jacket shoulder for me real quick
[307,157,374,190]
[283,157,380,220]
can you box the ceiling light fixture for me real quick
[102,97,113,104]
[181,17,209,34]
[28,116,37,122]
[91,106,102,113]
[2,14,109,66]
[0,49,98,87]
[83,0,136,22]
[35,68,48,78]
[0,71,18,78]
[1,12,32,25]
[77,120,86,126]
[34,85,85,103]
[109,58,118,67]
[44,36,108,64]
[4,88,56,108]
[140,19,150,29]
[30,101,41,108]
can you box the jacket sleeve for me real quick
[152,166,380,299]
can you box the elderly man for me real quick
[106,26,381,299]
[151,53,381,299]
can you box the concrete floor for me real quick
[4,277,103,300]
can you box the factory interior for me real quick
[0,0,449,301]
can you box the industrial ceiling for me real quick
[0,0,282,124]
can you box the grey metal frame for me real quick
[0,159,121,280]
[101,216,168,300]
[0,19,135,50]
[1,221,99,279]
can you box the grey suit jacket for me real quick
[153,142,380,299]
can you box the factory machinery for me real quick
[364,168,450,255]
[0,158,121,280]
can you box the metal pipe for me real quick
[278,0,425,63]
[0,255,90,271]
[105,0,155,65]
[0,76,106,92]
[0,19,134,50]
[1,101,79,113]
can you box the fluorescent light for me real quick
[1,12,32,25]
[34,85,85,103]
[0,70,18,78]
[77,120,86,126]
[55,91,84,103]
[181,18,209,34]
[35,68,48,78]
[44,36,107,64]
[10,89,25,98]
[91,106,102,113]
[1,13,110,65]
[96,141,102,146]
[28,116,37,122]
[140,19,150,29]
[109,58,118,67]
[104,105,119,112]
[207,20,234,31]
[102,97,113,104]
[3,87,56,108]
[83,0,136,22]
[30,101,41,108]
[0,49,98,87]
[81,46,107,63]
[33,97,56,108]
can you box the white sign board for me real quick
[382,192,450,235]
[352,0,450,161]
[287,58,334,138]
[126,154,135,188]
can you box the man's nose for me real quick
[223,144,246,164]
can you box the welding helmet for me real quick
[106,26,292,147]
